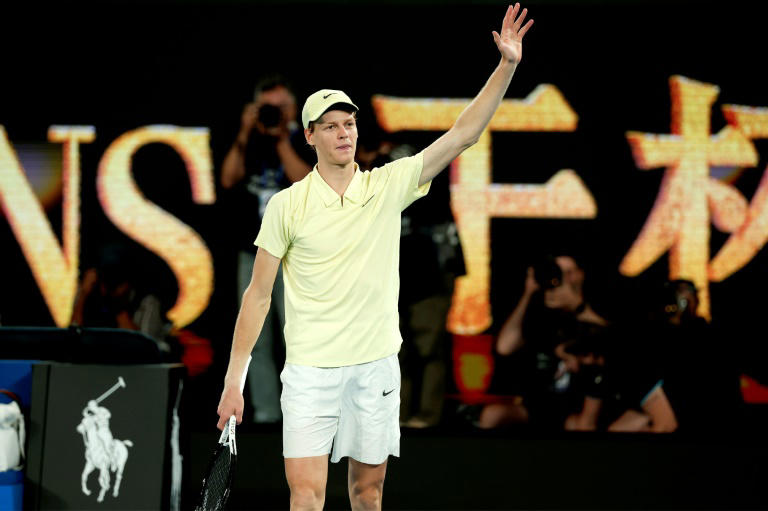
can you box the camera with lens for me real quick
[660,279,697,317]
[257,104,283,128]
[532,255,563,290]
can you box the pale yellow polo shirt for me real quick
[254,152,430,367]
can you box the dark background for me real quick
[1,0,767,403]
[3,2,768,509]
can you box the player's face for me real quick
[307,110,358,166]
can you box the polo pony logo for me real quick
[76,377,134,503]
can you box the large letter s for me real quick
[97,125,215,328]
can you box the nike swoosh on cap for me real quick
[323,93,337,99]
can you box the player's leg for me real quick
[281,363,342,510]
[348,458,388,511]
[284,455,329,511]
[333,355,400,510]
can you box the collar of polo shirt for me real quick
[311,163,364,207]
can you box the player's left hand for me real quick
[492,3,534,65]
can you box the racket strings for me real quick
[200,449,232,510]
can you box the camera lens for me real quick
[258,104,282,128]
[533,256,563,289]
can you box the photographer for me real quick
[220,74,314,424]
[559,325,667,432]
[221,75,313,191]
[606,280,742,433]
[477,253,608,429]
[564,279,743,434]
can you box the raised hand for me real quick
[492,3,534,65]
[524,266,540,296]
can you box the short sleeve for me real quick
[254,191,291,258]
[383,151,430,211]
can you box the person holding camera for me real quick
[604,279,742,433]
[558,278,744,434]
[221,74,315,424]
[477,253,608,429]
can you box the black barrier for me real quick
[193,428,768,510]
[0,328,186,509]
[25,362,184,511]
[0,327,162,364]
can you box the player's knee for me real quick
[349,480,384,511]
[289,484,325,511]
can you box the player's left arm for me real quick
[420,3,533,187]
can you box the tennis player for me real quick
[217,4,533,509]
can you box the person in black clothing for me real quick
[567,279,743,433]
[614,280,741,432]
[562,324,663,432]
[71,243,172,355]
[368,137,466,429]
[398,170,465,429]
[478,253,609,429]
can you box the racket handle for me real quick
[219,415,238,443]
[228,415,238,455]
[218,418,231,443]
[219,356,252,444]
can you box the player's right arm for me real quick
[216,247,281,430]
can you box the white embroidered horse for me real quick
[77,412,133,502]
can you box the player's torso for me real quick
[286,169,400,301]
[277,168,402,366]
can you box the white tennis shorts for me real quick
[280,353,401,464]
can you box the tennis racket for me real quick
[195,357,251,511]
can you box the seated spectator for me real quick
[561,326,670,432]
[608,280,741,433]
[561,334,610,431]
[567,279,742,433]
[71,244,173,356]
[477,252,608,430]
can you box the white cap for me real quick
[301,89,359,129]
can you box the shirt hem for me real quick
[284,348,401,368]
